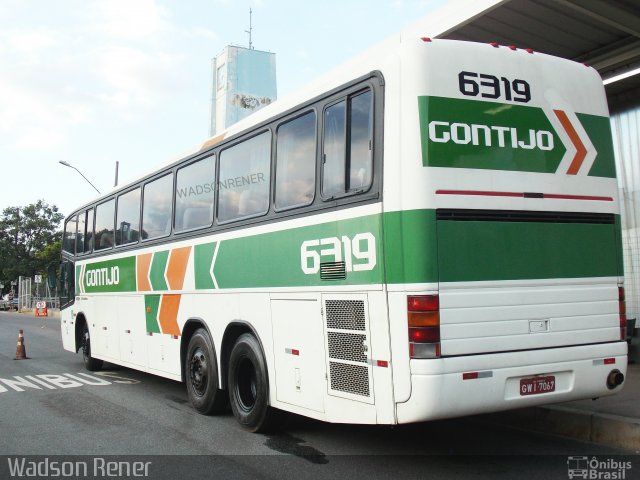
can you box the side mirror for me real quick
[47,264,57,290]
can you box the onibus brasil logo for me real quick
[567,456,632,479]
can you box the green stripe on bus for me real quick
[436,217,620,282]
[194,242,217,289]
[144,295,161,333]
[383,209,438,284]
[75,264,81,295]
[209,214,384,288]
[615,215,624,277]
[579,112,617,178]
[149,250,169,291]
[74,209,622,291]
[82,256,136,293]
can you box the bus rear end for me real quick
[386,39,627,423]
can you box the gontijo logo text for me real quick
[85,266,120,287]
[428,121,554,151]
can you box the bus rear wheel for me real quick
[228,333,281,432]
[185,328,227,415]
[81,323,103,371]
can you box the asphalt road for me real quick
[0,311,637,480]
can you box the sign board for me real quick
[35,302,48,317]
[34,275,42,284]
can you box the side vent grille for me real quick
[326,300,365,330]
[324,298,372,401]
[320,261,346,280]
[329,362,370,397]
[327,332,367,363]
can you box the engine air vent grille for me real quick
[327,332,367,363]
[325,300,365,331]
[320,261,346,280]
[329,362,370,397]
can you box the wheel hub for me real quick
[189,350,208,396]
[236,357,258,411]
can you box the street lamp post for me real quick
[58,161,101,194]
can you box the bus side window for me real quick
[75,213,84,255]
[322,100,346,197]
[59,259,75,308]
[275,111,316,210]
[322,89,373,198]
[175,156,215,233]
[94,199,115,251]
[116,188,141,246]
[218,132,271,223]
[142,173,173,240]
[349,90,373,191]
[84,208,94,253]
[63,216,77,255]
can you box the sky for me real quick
[0,0,446,219]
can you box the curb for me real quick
[481,405,640,452]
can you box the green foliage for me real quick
[0,200,63,290]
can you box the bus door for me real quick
[270,295,326,413]
[59,257,76,351]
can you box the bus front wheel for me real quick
[228,333,281,432]
[81,323,103,371]
[185,328,227,415]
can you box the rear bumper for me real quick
[396,341,627,423]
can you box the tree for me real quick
[0,200,64,292]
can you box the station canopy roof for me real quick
[407,0,640,110]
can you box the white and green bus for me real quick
[60,37,627,432]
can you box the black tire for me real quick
[81,323,103,371]
[185,328,227,414]
[228,333,282,432]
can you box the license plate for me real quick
[519,375,555,396]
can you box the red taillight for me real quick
[409,327,440,343]
[408,295,439,311]
[421,37,432,42]
[408,295,440,359]
[619,286,627,340]
[489,42,499,48]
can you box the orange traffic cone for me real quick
[15,329,29,360]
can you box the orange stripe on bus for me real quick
[137,253,153,292]
[554,109,587,175]
[166,246,191,290]
[159,294,181,337]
